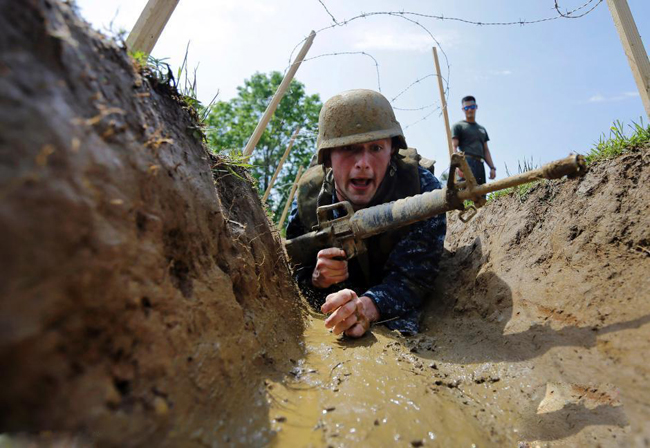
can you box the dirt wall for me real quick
[0,1,304,445]
[425,147,650,446]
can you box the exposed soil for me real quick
[1,1,649,447]
[426,146,650,446]
[0,1,304,446]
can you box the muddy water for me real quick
[267,316,493,447]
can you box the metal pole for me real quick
[606,0,650,118]
[262,127,301,203]
[126,0,180,56]
[278,166,304,229]
[432,47,454,159]
[243,31,316,157]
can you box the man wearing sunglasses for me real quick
[451,96,496,184]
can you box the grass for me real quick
[486,118,650,204]
[585,118,649,164]
[129,45,219,143]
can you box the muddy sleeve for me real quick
[363,170,447,333]
[285,200,333,309]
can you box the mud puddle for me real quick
[266,316,494,447]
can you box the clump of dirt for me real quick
[0,1,304,445]
[424,146,650,445]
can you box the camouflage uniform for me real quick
[286,163,446,335]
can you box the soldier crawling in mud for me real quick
[285,90,447,338]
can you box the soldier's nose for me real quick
[355,149,371,169]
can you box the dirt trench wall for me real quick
[427,148,650,445]
[0,0,304,445]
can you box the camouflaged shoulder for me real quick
[296,165,326,231]
[400,147,435,176]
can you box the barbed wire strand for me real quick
[317,0,339,24]
[403,106,442,131]
[391,73,449,103]
[288,10,452,98]
[292,51,382,92]
[554,0,603,19]
[274,1,604,139]
[393,103,439,112]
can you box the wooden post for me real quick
[432,47,454,159]
[278,166,304,229]
[606,0,650,117]
[262,127,301,203]
[126,0,180,56]
[243,31,316,157]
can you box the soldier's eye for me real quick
[371,144,383,152]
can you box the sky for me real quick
[75,0,649,180]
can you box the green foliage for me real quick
[129,50,148,68]
[486,119,650,204]
[585,118,650,164]
[487,157,540,203]
[129,47,218,142]
[206,71,322,222]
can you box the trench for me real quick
[1,2,649,446]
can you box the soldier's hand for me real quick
[321,289,379,338]
[312,248,348,289]
[489,167,496,180]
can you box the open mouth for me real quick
[350,178,372,188]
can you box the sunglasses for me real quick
[462,105,478,111]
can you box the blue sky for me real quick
[76,0,649,179]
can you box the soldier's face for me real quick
[330,138,393,209]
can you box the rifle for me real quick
[284,153,587,267]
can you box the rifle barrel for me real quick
[350,154,586,239]
[458,155,586,200]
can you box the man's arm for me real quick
[361,169,446,334]
[285,201,337,308]
[451,123,461,153]
[484,142,496,180]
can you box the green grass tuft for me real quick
[585,118,650,164]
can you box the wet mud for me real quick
[268,317,493,447]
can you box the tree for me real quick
[206,72,322,222]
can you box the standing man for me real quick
[451,96,496,184]
[285,89,446,339]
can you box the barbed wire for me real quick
[276,1,604,138]
[390,73,448,103]
[289,51,382,92]
[288,10,452,96]
[317,0,339,25]
[554,0,603,19]
[315,1,602,29]
[403,106,442,131]
[393,103,439,112]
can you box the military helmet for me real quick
[316,89,407,164]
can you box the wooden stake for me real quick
[243,31,316,157]
[278,166,304,229]
[262,127,301,203]
[606,0,650,118]
[126,0,180,56]
[432,47,454,159]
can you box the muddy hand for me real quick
[312,248,348,289]
[322,289,372,338]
